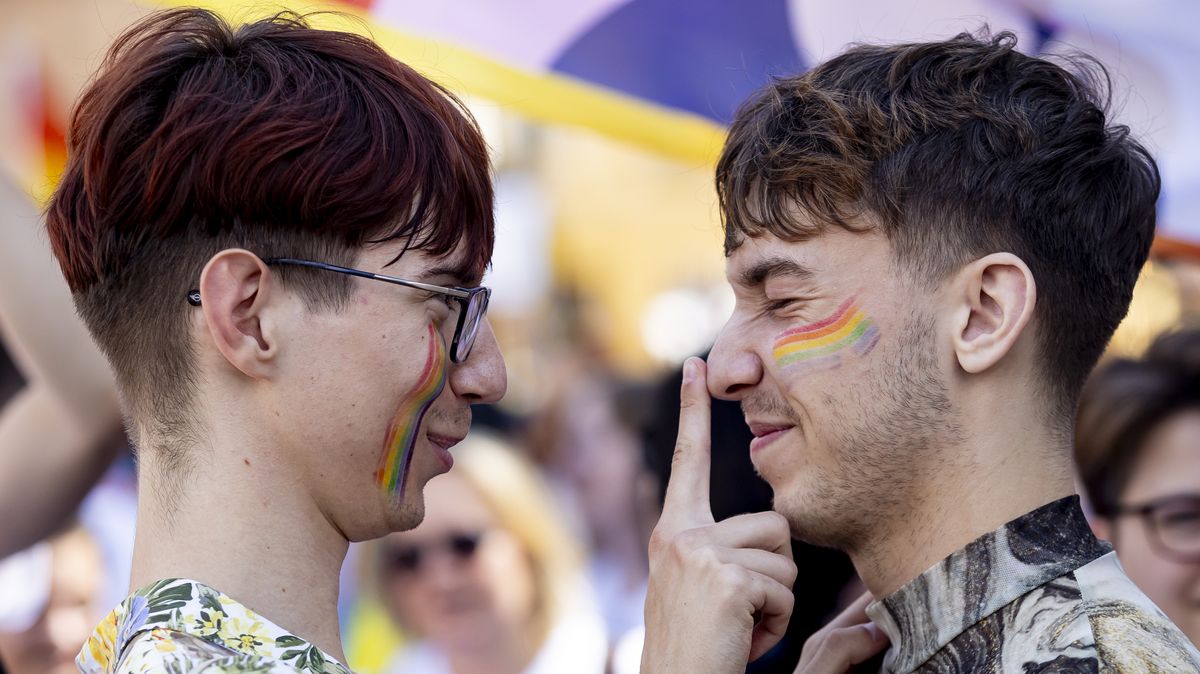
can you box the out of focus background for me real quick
[1,1,1198,673]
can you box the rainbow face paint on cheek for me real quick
[375,323,448,498]
[772,294,880,372]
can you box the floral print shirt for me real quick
[77,578,353,674]
[866,496,1200,673]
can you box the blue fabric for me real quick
[551,0,805,124]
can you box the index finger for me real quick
[662,357,714,522]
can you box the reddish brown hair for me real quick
[45,9,493,458]
[717,31,1159,417]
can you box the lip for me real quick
[427,432,465,470]
[746,421,795,454]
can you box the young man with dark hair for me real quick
[643,32,1200,672]
[45,9,505,672]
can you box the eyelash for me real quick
[764,298,797,312]
[426,292,456,310]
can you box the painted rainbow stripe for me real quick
[773,295,880,372]
[375,323,448,498]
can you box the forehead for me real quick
[725,229,891,290]
[360,236,484,286]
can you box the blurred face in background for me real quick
[378,471,537,655]
[0,528,103,674]
[1095,409,1200,646]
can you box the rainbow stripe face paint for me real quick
[773,294,880,372]
[376,323,448,499]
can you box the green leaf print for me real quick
[275,636,306,648]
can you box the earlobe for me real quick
[952,253,1036,375]
[197,249,278,379]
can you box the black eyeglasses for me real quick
[187,258,490,363]
[380,531,485,575]
[1110,493,1200,563]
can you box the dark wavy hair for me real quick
[1076,330,1200,516]
[717,30,1160,418]
[45,9,493,457]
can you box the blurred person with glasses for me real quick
[44,8,505,673]
[1076,329,1200,647]
[373,434,607,674]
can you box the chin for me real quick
[385,491,427,533]
[771,478,861,550]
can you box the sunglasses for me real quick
[381,531,485,575]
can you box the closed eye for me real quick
[764,297,799,312]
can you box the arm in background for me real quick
[0,176,122,559]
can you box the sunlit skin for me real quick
[1092,409,1200,647]
[376,323,449,499]
[772,292,880,373]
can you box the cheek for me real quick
[771,296,881,384]
[374,324,448,497]
[1114,524,1190,600]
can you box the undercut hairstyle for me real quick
[45,9,494,465]
[1075,330,1200,517]
[717,30,1160,418]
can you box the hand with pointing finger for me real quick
[641,357,798,673]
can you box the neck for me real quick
[130,442,349,662]
[850,417,1075,599]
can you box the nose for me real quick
[448,318,506,403]
[706,316,764,401]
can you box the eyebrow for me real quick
[417,258,483,287]
[737,256,814,288]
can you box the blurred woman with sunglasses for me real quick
[375,434,607,674]
[1075,329,1200,647]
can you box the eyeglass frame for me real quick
[1108,493,1200,564]
[186,257,490,363]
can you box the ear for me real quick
[197,249,279,379]
[950,252,1036,374]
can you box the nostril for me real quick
[725,383,753,397]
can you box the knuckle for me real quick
[648,527,672,556]
[782,558,799,586]
[779,588,795,614]
[803,625,833,653]
[716,564,750,592]
[763,511,791,538]
[674,527,707,555]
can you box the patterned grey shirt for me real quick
[865,496,1200,673]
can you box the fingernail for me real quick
[682,358,695,385]
[864,621,885,642]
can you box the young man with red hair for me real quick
[45,9,505,672]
